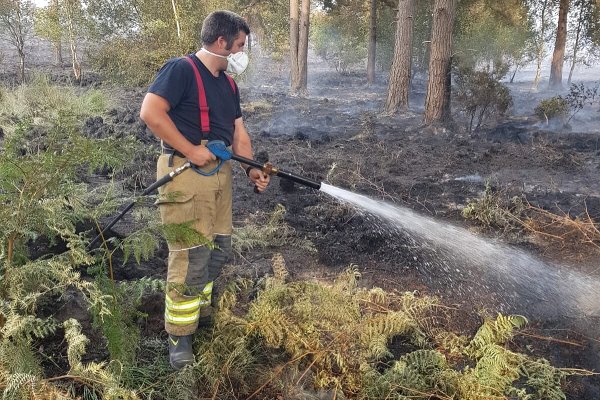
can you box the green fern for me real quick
[89,273,162,376]
[2,372,39,400]
[244,266,439,393]
[0,337,42,378]
[63,319,139,399]
[270,253,290,284]
[363,350,449,399]
[0,81,147,400]
[0,314,59,342]
[361,312,415,359]
[159,222,213,249]
[470,344,524,395]
[465,313,528,357]
[63,319,89,370]
[401,349,448,386]
[518,358,566,400]
[120,227,161,265]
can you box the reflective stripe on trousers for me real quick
[164,282,213,325]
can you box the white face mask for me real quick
[201,47,249,75]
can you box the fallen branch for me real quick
[517,330,584,347]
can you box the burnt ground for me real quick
[3,47,600,397]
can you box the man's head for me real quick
[201,11,250,50]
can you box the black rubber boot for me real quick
[168,334,195,369]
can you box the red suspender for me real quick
[183,55,237,135]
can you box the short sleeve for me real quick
[148,58,193,109]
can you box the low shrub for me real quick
[534,96,569,125]
[455,66,513,133]
[462,182,525,233]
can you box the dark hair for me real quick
[200,11,250,50]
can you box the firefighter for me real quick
[140,10,270,369]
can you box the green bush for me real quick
[534,96,569,124]
[88,35,193,86]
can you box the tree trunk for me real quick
[510,66,518,83]
[533,0,549,89]
[366,0,377,84]
[293,0,310,94]
[424,0,455,125]
[6,236,15,268]
[65,0,81,82]
[53,42,63,66]
[568,0,584,85]
[384,0,415,114]
[171,0,181,41]
[18,48,25,84]
[68,33,81,82]
[15,1,25,83]
[549,0,569,89]
[51,0,62,65]
[290,0,300,91]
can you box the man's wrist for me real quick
[179,141,198,158]
[245,166,253,177]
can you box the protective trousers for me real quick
[156,152,232,336]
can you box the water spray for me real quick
[88,140,321,249]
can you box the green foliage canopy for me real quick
[83,0,234,85]
[454,0,534,73]
[311,5,369,72]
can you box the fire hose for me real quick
[87,140,321,249]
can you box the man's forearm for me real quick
[231,119,254,171]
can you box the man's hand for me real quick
[185,145,216,167]
[248,168,270,192]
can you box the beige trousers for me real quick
[156,152,232,336]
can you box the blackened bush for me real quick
[455,66,513,133]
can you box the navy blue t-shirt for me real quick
[148,54,242,147]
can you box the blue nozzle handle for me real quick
[206,140,233,160]
[190,140,232,176]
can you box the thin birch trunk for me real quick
[65,0,81,81]
[290,0,301,91]
[568,1,584,85]
[533,0,549,89]
[171,0,181,40]
[52,0,62,65]
[15,1,25,83]
[367,0,377,84]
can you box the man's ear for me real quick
[217,36,228,50]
